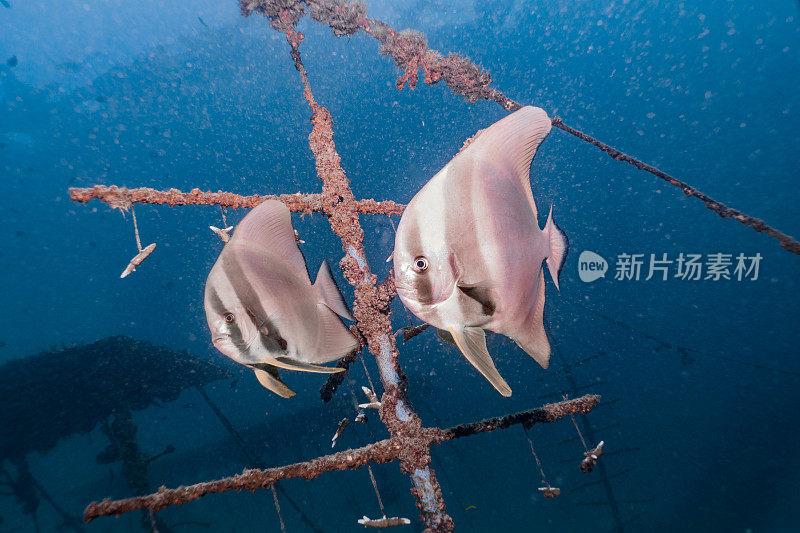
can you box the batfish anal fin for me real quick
[464,106,552,220]
[230,199,311,284]
[314,259,355,321]
[252,367,296,398]
[437,328,456,345]
[508,270,551,369]
[274,357,345,374]
[448,326,512,397]
[543,205,569,291]
[310,303,360,363]
[257,358,345,374]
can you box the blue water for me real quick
[1,1,798,531]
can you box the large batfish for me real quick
[204,200,359,398]
[393,106,568,397]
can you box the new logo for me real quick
[578,251,608,282]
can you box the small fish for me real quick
[204,200,358,397]
[331,417,350,448]
[0,1,10,9]
[209,224,233,243]
[120,243,156,278]
[198,16,208,28]
[6,55,17,67]
[538,486,561,499]
[393,106,568,397]
[464,505,476,511]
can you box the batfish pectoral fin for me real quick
[507,270,551,369]
[252,367,296,398]
[457,283,497,317]
[268,357,345,374]
[448,326,512,397]
[543,206,569,291]
[314,260,354,321]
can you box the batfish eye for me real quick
[412,256,429,272]
[224,313,235,323]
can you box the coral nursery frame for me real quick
[68,1,798,531]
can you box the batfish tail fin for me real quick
[507,270,551,369]
[308,303,360,363]
[448,326,512,397]
[314,260,354,321]
[543,205,569,291]
[252,367,296,398]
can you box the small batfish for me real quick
[204,200,358,398]
[393,106,568,397]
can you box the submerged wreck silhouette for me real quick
[0,336,230,531]
[66,0,798,531]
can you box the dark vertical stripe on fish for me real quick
[208,285,246,347]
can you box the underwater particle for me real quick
[331,417,350,448]
[6,55,17,67]
[357,515,411,528]
[121,243,156,278]
[538,486,561,499]
[580,441,605,473]
[464,505,476,511]
[209,225,233,243]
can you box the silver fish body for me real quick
[204,200,358,397]
[393,106,568,397]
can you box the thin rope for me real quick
[130,205,142,252]
[345,373,361,411]
[357,352,378,397]
[367,465,386,516]
[522,426,549,486]
[563,395,589,452]
[271,485,286,533]
[345,375,386,516]
[549,118,800,257]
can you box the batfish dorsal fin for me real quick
[252,367,296,398]
[508,270,551,369]
[463,106,552,220]
[231,199,310,284]
[314,260,355,321]
[448,326,512,397]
